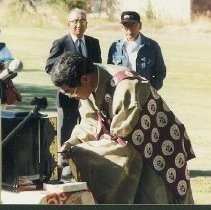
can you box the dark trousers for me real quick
[57,106,80,145]
[56,94,80,178]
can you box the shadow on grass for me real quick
[7,84,57,112]
[190,170,211,177]
[22,69,43,72]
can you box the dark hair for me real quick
[51,52,96,87]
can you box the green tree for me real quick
[145,0,156,20]
[64,0,86,9]
[45,0,87,9]
[107,0,118,20]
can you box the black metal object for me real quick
[1,97,52,192]
[2,112,40,191]
[2,97,47,147]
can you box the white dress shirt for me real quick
[123,33,143,70]
[71,34,88,57]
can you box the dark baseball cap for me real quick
[121,11,141,23]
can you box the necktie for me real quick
[77,39,83,55]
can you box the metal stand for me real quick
[2,97,47,147]
[1,97,48,192]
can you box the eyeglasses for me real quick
[61,87,78,98]
[69,19,87,25]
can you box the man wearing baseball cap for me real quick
[107,11,166,91]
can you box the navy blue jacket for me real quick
[107,34,166,90]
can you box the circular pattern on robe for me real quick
[163,101,171,112]
[175,153,185,168]
[141,115,151,130]
[177,180,187,196]
[124,70,134,77]
[150,87,160,99]
[153,155,165,171]
[166,168,177,183]
[170,124,180,140]
[110,77,119,87]
[105,93,111,103]
[151,128,160,143]
[144,143,153,158]
[162,140,174,156]
[156,112,168,127]
[147,99,157,115]
[132,129,144,145]
[185,166,190,180]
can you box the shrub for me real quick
[45,0,86,9]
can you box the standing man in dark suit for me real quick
[45,8,102,148]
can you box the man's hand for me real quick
[60,142,72,159]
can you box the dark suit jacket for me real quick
[45,34,102,108]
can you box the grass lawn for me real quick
[1,20,211,204]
